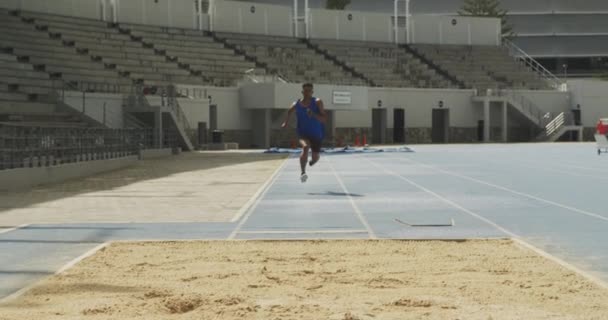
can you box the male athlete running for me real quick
[281,83,327,183]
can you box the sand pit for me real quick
[1,240,608,319]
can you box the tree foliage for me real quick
[326,0,351,10]
[458,0,514,38]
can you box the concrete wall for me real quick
[308,9,399,43]
[569,80,608,127]
[240,83,369,111]
[63,92,124,129]
[212,0,292,36]
[0,156,137,192]
[115,0,198,29]
[0,0,204,29]
[139,148,173,159]
[0,0,102,19]
[411,15,500,45]
[515,90,571,115]
[147,86,244,131]
[237,84,573,129]
[369,87,478,128]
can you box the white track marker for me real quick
[238,229,368,235]
[0,224,29,235]
[397,156,608,223]
[228,156,290,239]
[0,242,109,304]
[394,218,455,227]
[327,158,376,239]
[363,156,608,290]
[230,155,291,222]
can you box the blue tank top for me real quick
[295,97,324,140]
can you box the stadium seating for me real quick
[120,24,258,87]
[0,10,129,93]
[412,44,551,90]
[19,11,204,89]
[215,32,368,86]
[311,39,453,88]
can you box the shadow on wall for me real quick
[0,152,286,214]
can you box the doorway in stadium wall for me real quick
[393,108,405,143]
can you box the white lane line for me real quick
[230,155,291,222]
[362,156,513,237]
[362,156,608,289]
[0,224,29,235]
[228,156,290,239]
[480,157,608,180]
[327,157,376,239]
[55,242,109,274]
[392,156,608,223]
[513,238,608,289]
[238,229,368,234]
[0,242,109,304]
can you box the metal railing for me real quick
[502,38,564,90]
[480,89,551,128]
[50,78,125,128]
[243,69,288,84]
[545,112,566,137]
[0,123,176,171]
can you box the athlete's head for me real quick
[302,83,313,99]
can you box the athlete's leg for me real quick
[299,138,310,174]
[309,139,321,166]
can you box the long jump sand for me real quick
[1,240,607,319]
[0,152,286,224]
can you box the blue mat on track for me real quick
[264,146,414,154]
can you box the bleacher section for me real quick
[311,39,453,88]
[121,24,257,87]
[19,11,203,89]
[0,10,128,94]
[412,44,551,90]
[215,32,368,86]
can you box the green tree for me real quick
[458,0,514,38]
[326,0,351,10]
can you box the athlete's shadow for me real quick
[307,191,364,197]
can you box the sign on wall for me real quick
[333,91,352,104]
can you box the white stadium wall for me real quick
[569,80,608,127]
[410,15,500,46]
[308,9,404,43]
[0,0,101,19]
[0,0,500,45]
[212,0,293,36]
[368,88,479,128]
[0,0,205,30]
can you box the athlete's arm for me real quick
[313,99,327,123]
[281,103,296,128]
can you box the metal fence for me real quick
[0,123,177,171]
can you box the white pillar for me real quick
[100,0,106,21]
[484,99,490,143]
[238,7,243,33]
[167,0,172,28]
[362,16,366,41]
[209,0,215,32]
[502,100,508,142]
[304,0,309,39]
[264,9,269,35]
[393,0,398,44]
[405,0,410,44]
[293,0,298,37]
[335,15,339,40]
